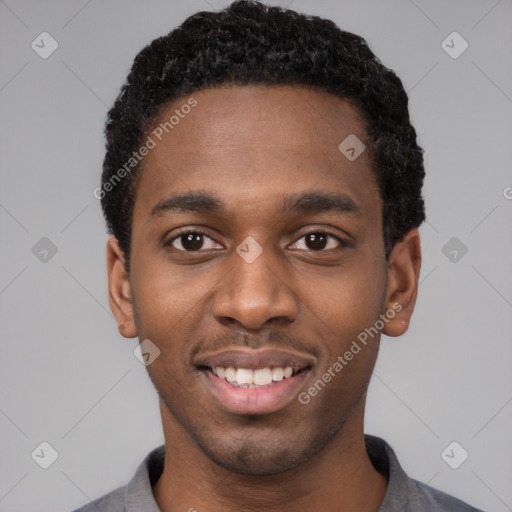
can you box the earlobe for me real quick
[382,229,421,338]
[106,236,138,338]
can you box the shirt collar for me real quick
[123,445,164,511]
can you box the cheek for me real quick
[129,250,207,333]
[303,259,387,336]
[298,268,386,410]
[129,267,214,385]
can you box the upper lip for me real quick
[194,347,317,371]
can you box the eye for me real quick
[165,229,348,253]
[289,232,347,251]
[166,231,222,252]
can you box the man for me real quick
[76,1,483,510]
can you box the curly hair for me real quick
[100,0,425,273]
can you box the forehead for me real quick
[147,85,367,157]
[134,85,378,217]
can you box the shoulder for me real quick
[71,485,124,512]
[70,444,165,512]
[364,435,484,512]
[406,478,485,512]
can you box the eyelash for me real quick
[165,229,349,253]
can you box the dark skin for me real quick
[107,85,421,512]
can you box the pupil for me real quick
[306,233,327,250]
[182,233,203,251]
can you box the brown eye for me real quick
[290,232,346,251]
[168,232,221,252]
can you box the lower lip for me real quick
[201,369,309,415]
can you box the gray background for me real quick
[1,0,511,510]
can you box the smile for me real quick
[194,348,315,415]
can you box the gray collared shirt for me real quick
[72,434,484,512]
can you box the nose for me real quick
[212,245,299,331]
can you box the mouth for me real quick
[194,348,315,415]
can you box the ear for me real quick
[382,228,421,337]
[107,236,137,338]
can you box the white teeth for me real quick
[235,368,254,385]
[225,367,237,382]
[271,367,284,381]
[211,366,299,387]
[254,368,273,386]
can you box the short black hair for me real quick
[101,0,425,273]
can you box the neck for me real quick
[153,398,388,512]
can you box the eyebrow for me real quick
[150,191,359,217]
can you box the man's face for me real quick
[120,85,392,474]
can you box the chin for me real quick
[205,444,304,475]
[192,427,335,476]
